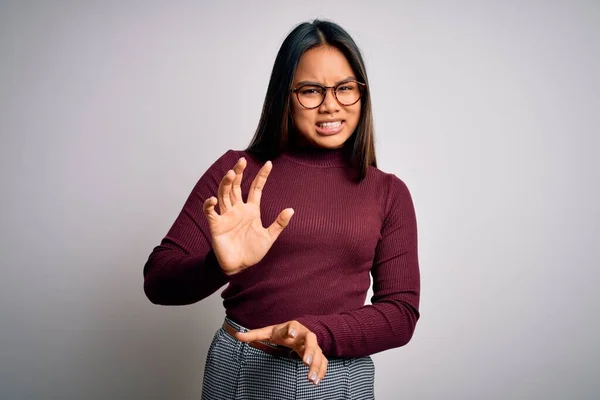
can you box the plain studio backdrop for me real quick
[1,1,598,399]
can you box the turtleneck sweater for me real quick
[143,146,420,358]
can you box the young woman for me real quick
[143,19,420,400]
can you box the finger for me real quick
[308,350,324,385]
[302,331,318,368]
[286,320,300,340]
[316,354,328,385]
[247,161,272,205]
[218,169,235,213]
[267,208,294,241]
[231,158,246,205]
[295,343,306,357]
[202,197,220,222]
[234,325,274,343]
[270,320,300,347]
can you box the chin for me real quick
[313,133,351,148]
[294,126,352,149]
[309,138,343,149]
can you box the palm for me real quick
[203,158,294,275]
[211,202,274,271]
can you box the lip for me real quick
[315,120,344,136]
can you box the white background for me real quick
[1,1,598,398]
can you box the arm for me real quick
[296,174,420,358]
[142,149,241,305]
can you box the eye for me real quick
[337,83,357,92]
[298,85,324,96]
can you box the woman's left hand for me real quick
[234,320,328,385]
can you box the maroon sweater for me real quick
[143,146,420,358]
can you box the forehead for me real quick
[294,45,355,83]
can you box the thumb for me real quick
[267,208,294,241]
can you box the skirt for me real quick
[201,318,375,400]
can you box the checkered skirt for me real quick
[201,318,375,399]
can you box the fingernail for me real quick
[305,355,312,365]
[289,328,296,338]
[309,372,317,381]
[315,378,320,385]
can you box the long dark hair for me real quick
[245,19,376,180]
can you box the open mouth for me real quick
[315,120,344,135]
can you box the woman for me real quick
[143,19,420,399]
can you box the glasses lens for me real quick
[296,85,325,108]
[335,81,362,106]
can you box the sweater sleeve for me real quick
[143,149,241,305]
[296,174,420,358]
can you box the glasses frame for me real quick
[290,79,367,109]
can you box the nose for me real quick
[319,87,341,113]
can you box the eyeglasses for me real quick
[290,79,366,109]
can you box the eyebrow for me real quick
[294,77,357,87]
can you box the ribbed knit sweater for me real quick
[143,146,420,358]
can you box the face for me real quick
[290,45,362,149]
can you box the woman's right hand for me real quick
[202,157,294,276]
[234,320,328,385]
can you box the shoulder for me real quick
[202,149,269,179]
[367,165,415,217]
[203,149,248,173]
[213,149,245,165]
[367,165,412,195]
[217,149,266,166]
[195,149,243,185]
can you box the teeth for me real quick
[318,121,342,128]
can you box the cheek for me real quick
[290,101,303,122]
[348,105,361,127]
[291,107,315,128]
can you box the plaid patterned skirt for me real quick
[201,318,375,400]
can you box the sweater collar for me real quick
[280,144,351,168]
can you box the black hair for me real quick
[245,19,376,180]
